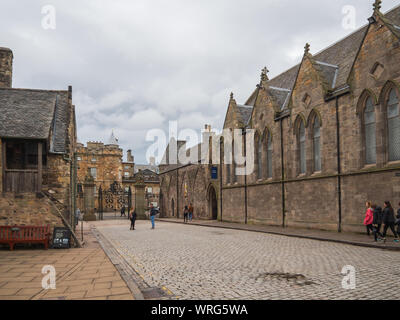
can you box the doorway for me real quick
[209,186,218,220]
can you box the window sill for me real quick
[297,173,306,178]
[311,171,322,177]
[362,164,377,170]
[386,160,400,167]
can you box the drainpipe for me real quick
[243,128,248,225]
[280,119,286,228]
[176,168,179,219]
[220,141,223,222]
[335,96,342,233]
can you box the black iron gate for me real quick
[98,182,132,220]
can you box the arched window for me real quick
[364,96,376,164]
[266,132,273,178]
[387,89,400,161]
[299,121,306,174]
[256,135,262,179]
[313,117,321,172]
[232,139,237,183]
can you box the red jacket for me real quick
[364,208,374,226]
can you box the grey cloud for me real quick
[1,0,399,162]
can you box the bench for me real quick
[0,225,50,251]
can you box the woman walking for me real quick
[129,210,137,231]
[363,201,374,237]
[372,204,383,242]
[381,201,400,243]
[183,206,189,224]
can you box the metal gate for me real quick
[98,182,132,219]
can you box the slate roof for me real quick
[236,105,254,125]
[265,5,400,94]
[0,88,70,154]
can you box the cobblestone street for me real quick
[94,220,400,300]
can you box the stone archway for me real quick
[208,185,218,220]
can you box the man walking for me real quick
[149,204,158,230]
[120,206,126,217]
[188,203,194,222]
[129,210,137,230]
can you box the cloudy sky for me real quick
[1,0,399,163]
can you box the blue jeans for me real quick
[189,213,193,221]
[151,215,155,229]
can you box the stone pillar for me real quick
[83,172,96,221]
[0,48,13,88]
[134,181,147,220]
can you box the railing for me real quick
[3,169,39,193]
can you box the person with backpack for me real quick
[183,206,189,223]
[371,204,383,242]
[381,201,400,243]
[149,204,158,230]
[129,209,137,231]
[363,201,374,237]
[396,202,400,235]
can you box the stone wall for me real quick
[0,193,64,234]
[0,138,3,194]
[0,48,13,88]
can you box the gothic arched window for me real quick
[299,121,306,174]
[266,131,273,178]
[364,96,376,165]
[256,134,262,179]
[313,117,321,172]
[387,89,400,162]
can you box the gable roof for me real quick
[255,6,400,97]
[0,88,70,153]
[236,105,253,125]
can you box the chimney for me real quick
[127,150,134,163]
[0,47,13,88]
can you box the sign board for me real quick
[211,167,218,180]
[52,227,71,249]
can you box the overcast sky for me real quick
[1,0,399,163]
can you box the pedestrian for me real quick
[183,206,189,223]
[121,206,126,217]
[75,208,81,226]
[129,210,137,230]
[363,201,374,237]
[396,202,400,235]
[372,204,383,242]
[149,204,158,230]
[381,201,400,243]
[188,203,194,222]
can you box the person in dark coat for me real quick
[396,202,400,235]
[130,210,137,230]
[372,204,383,242]
[183,206,189,223]
[381,201,400,243]
[121,206,126,217]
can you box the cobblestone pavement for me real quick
[94,220,400,300]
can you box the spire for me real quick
[373,0,382,12]
[108,130,119,145]
[304,43,311,55]
[261,67,269,82]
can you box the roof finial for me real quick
[230,92,234,100]
[373,0,382,12]
[304,43,310,54]
[261,67,269,82]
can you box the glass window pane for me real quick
[314,136,321,172]
[388,117,400,161]
[365,123,376,164]
[300,141,306,174]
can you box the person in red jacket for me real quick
[364,201,374,237]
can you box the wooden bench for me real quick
[0,225,50,251]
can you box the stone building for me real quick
[159,2,400,233]
[0,46,77,230]
[76,134,160,212]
